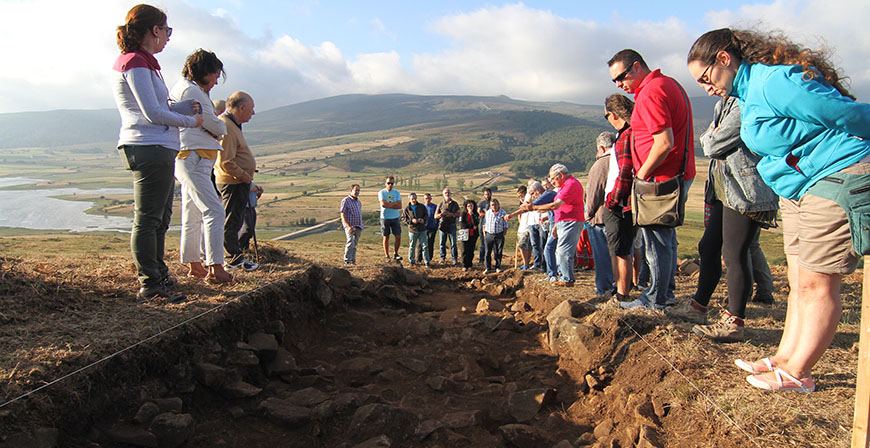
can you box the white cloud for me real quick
[703,0,870,100]
[1,1,869,114]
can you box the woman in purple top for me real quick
[113,4,203,304]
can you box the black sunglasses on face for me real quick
[611,64,632,84]
[158,25,172,37]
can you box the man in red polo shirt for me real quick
[607,49,695,310]
[522,163,584,287]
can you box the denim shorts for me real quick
[517,231,531,250]
[380,218,401,236]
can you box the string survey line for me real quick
[0,281,281,411]
[617,315,763,448]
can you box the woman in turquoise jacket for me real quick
[687,28,870,393]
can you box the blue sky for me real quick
[1,0,868,113]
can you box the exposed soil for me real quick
[0,236,863,447]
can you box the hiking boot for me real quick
[394,254,403,262]
[665,300,708,325]
[692,311,744,342]
[162,275,178,289]
[228,258,259,272]
[136,285,187,304]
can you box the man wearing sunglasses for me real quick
[606,49,696,311]
[379,176,403,263]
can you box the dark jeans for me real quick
[119,145,176,289]
[484,231,505,270]
[417,228,438,262]
[239,206,257,251]
[462,234,479,268]
[694,199,761,319]
[218,182,250,265]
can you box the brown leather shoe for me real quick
[554,281,575,287]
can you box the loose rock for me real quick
[133,402,160,424]
[258,397,311,427]
[148,413,194,448]
[507,388,556,422]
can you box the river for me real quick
[0,177,133,232]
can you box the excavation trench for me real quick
[2,265,750,448]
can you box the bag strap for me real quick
[676,82,691,177]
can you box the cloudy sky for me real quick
[1,0,868,114]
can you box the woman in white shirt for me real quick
[170,49,232,284]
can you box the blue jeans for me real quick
[640,226,677,307]
[587,223,614,294]
[639,179,692,306]
[528,224,545,269]
[439,223,458,261]
[555,220,582,282]
[409,230,430,264]
[544,231,558,279]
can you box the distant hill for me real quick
[243,93,604,146]
[0,109,120,149]
[0,93,716,151]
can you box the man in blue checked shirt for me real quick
[482,198,509,273]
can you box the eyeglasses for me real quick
[611,64,633,84]
[159,25,172,37]
[603,111,610,119]
[696,63,714,85]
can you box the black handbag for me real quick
[631,85,691,227]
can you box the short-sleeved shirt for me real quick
[484,208,509,234]
[534,190,557,229]
[340,195,363,229]
[553,175,584,223]
[437,199,460,225]
[424,203,439,229]
[478,199,491,216]
[378,188,401,219]
[518,193,532,233]
[631,69,696,182]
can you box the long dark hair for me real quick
[687,28,853,100]
[116,4,167,53]
[463,199,477,215]
[182,49,226,86]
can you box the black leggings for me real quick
[694,200,762,319]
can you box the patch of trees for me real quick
[509,126,601,178]
[500,110,583,138]
[426,145,512,172]
[294,217,318,226]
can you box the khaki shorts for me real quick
[517,231,531,250]
[780,193,859,275]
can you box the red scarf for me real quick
[113,49,161,72]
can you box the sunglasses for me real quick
[696,63,715,85]
[386,182,393,185]
[611,64,633,84]
[158,25,173,37]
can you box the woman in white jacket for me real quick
[170,49,233,283]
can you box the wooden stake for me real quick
[854,256,870,448]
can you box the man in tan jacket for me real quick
[215,91,260,271]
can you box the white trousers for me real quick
[174,153,225,266]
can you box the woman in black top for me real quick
[458,199,480,270]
